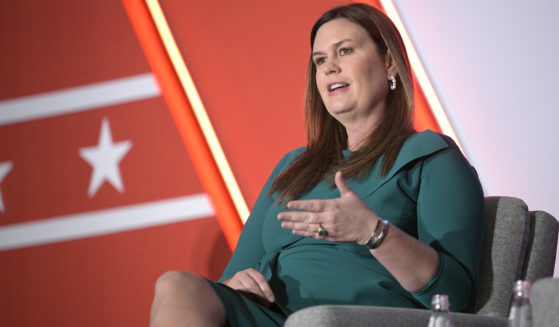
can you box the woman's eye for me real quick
[315,57,326,65]
[339,48,353,55]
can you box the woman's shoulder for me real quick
[392,130,456,169]
[279,146,306,164]
[403,130,477,178]
[403,129,457,152]
[270,146,307,175]
[283,146,307,159]
[377,130,468,180]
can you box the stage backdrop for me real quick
[1,0,557,326]
[0,0,372,325]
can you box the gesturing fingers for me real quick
[286,199,327,212]
[277,209,319,223]
[280,220,323,236]
[277,208,327,237]
[278,199,332,238]
[277,172,376,243]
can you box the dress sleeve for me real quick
[410,146,485,311]
[218,150,301,282]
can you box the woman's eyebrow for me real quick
[312,39,352,56]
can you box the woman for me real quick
[150,3,485,326]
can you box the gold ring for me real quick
[317,223,327,237]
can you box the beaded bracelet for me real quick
[365,218,389,249]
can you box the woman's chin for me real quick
[326,105,354,116]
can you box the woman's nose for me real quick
[323,59,341,75]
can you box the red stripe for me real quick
[122,0,243,249]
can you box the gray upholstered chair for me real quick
[532,277,559,327]
[285,196,558,327]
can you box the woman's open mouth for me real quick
[328,82,350,94]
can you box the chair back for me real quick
[471,196,558,317]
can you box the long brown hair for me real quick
[270,3,415,203]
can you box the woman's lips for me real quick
[327,82,350,95]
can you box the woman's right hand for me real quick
[222,268,276,305]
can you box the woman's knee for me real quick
[153,270,226,320]
[154,270,203,297]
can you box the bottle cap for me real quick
[513,280,531,298]
[431,294,450,311]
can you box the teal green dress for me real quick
[208,130,485,326]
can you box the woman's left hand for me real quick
[278,171,377,244]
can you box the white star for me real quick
[79,118,132,197]
[0,161,13,212]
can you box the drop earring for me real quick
[389,75,397,91]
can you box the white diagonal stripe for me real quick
[0,194,213,251]
[0,73,160,126]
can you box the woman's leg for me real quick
[150,270,227,327]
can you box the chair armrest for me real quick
[284,305,507,327]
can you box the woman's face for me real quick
[312,18,393,126]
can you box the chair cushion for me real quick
[473,196,530,316]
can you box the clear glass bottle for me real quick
[508,280,532,327]
[427,294,455,327]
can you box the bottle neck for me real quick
[431,294,450,311]
[429,295,455,327]
[512,280,531,299]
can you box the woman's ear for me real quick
[385,50,397,78]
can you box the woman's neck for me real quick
[344,112,383,151]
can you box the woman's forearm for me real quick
[367,221,439,292]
